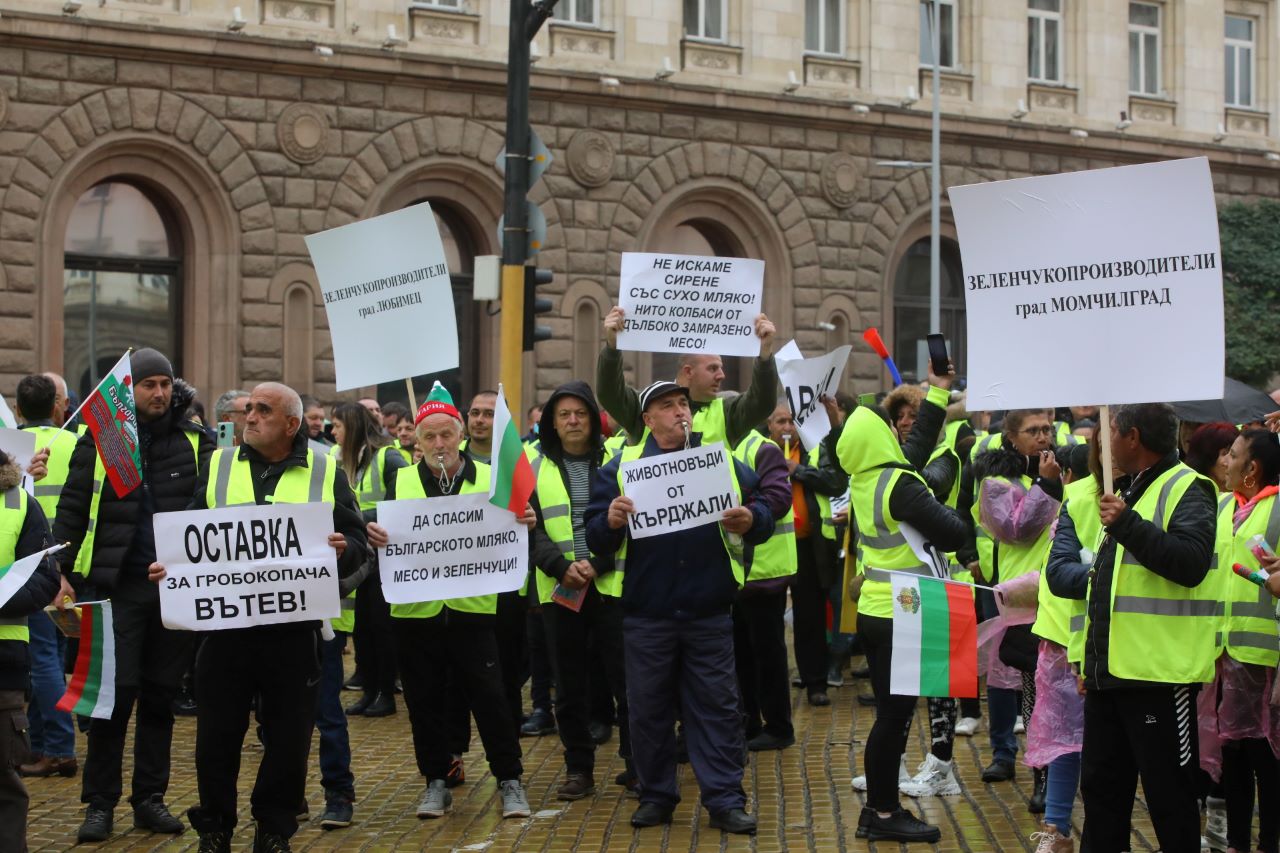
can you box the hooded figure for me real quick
[837,405,967,844]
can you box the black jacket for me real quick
[54,380,215,595]
[0,460,61,690]
[530,380,616,584]
[585,432,775,619]
[1080,453,1217,690]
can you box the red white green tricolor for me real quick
[57,601,116,720]
[488,383,535,517]
[889,573,978,698]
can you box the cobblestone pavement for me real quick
[25,656,1164,852]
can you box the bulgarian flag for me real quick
[889,573,978,698]
[0,391,15,429]
[57,601,116,720]
[488,384,535,516]
[82,352,143,498]
[0,544,65,608]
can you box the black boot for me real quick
[344,692,374,716]
[197,831,232,853]
[252,826,291,853]
[1028,767,1047,814]
[362,691,397,717]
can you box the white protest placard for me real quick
[775,340,851,451]
[620,442,737,539]
[377,493,527,604]
[950,157,1223,411]
[0,428,36,495]
[616,252,763,356]
[305,202,458,391]
[154,502,340,631]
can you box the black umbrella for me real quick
[1170,378,1277,425]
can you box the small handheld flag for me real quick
[889,573,978,698]
[862,328,903,386]
[79,352,143,498]
[57,601,116,720]
[0,391,15,429]
[0,544,66,608]
[488,384,535,517]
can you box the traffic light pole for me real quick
[499,0,557,422]
[499,0,532,421]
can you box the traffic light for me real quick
[523,266,553,351]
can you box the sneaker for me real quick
[852,755,910,792]
[77,806,114,843]
[319,791,354,829]
[342,673,364,692]
[863,806,942,843]
[827,665,845,687]
[556,772,595,801]
[1204,796,1227,851]
[197,831,232,853]
[1030,822,1074,852]
[252,826,291,853]
[899,754,962,798]
[445,755,466,788]
[416,779,452,819]
[499,779,531,818]
[1014,717,1026,735]
[133,793,185,833]
[955,716,982,736]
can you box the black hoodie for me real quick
[530,380,616,583]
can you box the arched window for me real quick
[648,219,747,388]
[282,283,315,391]
[573,298,600,382]
[376,204,481,407]
[892,237,966,384]
[63,181,181,399]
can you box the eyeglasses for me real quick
[1019,426,1054,437]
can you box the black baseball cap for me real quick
[639,381,691,412]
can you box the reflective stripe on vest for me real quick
[732,434,796,582]
[853,467,933,619]
[1103,463,1221,684]
[208,447,330,507]
[807,446,837,542]
[75,429,202,578]
[389,461,498,619]
[28,425,78,522]
[1222,492,1280,666]
[530,453,621,604]
[0,488,31,643]
[354,446,392,511]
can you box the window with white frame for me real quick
[684,0,725,40]
[1028,0,1062,83]
[919,0,957,69]
[410,0,461,8]
[1128,2,1161,95]
[554,0,598,26]
[1225,15,1255,108]
[805,0,842,55]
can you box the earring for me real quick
[1245,473,1256,490]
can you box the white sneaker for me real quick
[499,779,531,819]
[1203,797,1227,851]
[851,755,910,792]
[1014,717,1026,735]
[954,716,981,737]
[1030,822,1074,852]
[899,754,963,798]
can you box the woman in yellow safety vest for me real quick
[330,402,407,718]
[968,409,1062,803]
[1212,428,1280,853]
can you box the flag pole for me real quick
[404,377,418,412]
[1099,404,1115,495]
[60,348,133,432]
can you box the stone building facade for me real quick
[0,1,1277,408]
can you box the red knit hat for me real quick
[414,381,461,425]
